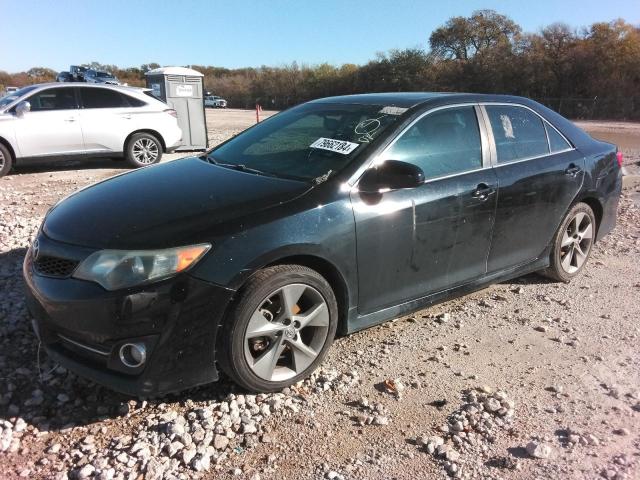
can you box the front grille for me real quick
[34,256,78,277]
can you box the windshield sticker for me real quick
[310,137,359,155]
[379,106,408,116]
[355,118,382,143]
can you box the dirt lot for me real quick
[0,109,639,480]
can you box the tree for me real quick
[429,10,521,60]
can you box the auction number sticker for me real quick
[310,137,359,155]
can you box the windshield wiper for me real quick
[204,154,278,178]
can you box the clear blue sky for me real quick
[2,0,639,73]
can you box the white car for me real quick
[204,95,227,108]
[0,83,183,177]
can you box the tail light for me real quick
[616,150,623,168]
[164,109,178,119]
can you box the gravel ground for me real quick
[0,110,639,480]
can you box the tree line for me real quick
[2,11,639,119]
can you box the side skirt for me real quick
[16,151,124,165]
[345,255,549,334]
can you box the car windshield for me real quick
[207,102,403,182]
[0,86,38,108]
[97,72,114,78]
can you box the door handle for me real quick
[64,117,77,122]
[565,164,582,177]
[121,114,132,120]
[472,183,496,201]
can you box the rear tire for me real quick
[0,143,13,178]
[541,202,596,282]
[218,265,338,392]
[125,133,163,168]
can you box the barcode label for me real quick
[310,137,359,155]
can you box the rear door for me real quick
[352,105,497,314]
[78,87,143,153]
[481,104,584,273]
[14,86,84,157]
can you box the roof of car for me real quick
[311,92,544,108]
[28,82,148,93]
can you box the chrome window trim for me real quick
[350,102,490,187]
[479,102,576,167]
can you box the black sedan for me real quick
[23,93,622,395]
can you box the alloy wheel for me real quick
[0,150,4,170]
[132,138,159,164]
[243,283,330,382]
[559,211,593,274]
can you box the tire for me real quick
[0,143,13,178]
[218,265,338,392]
[125,133,163,168]
[541,202,596,282]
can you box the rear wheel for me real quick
[542,202,596,282]
[218,265,338,392]
[0,143,13,178]
[125,133,163,168]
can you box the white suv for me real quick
[0,83,183,177]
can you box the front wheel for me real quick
[218,265,338,392]
[125,133,163,168]
[542,202,596,282]
[0,143,13,178]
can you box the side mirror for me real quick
[15,101,31,117]
[358,160,425,193]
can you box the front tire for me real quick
[542,202,596,282]
[125,133,163,168]
[0,143,13,178]
[218,265,338,392]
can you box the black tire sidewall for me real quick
[0,144,13,177]
[549,202,596,282]
[125,133,163,168]
[220,265,338,392]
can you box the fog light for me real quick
[119,342,147,368]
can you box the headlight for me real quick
[73,244,211,290]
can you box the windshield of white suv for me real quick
[0,86,38,108]
[206,102,404,182]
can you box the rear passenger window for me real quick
[384,106,482,179]
[486,106,549,163]
[545,123,572,153]
[80,88,129,108]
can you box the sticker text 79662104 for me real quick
[310,137,360,155]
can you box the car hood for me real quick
[44,157,311,249]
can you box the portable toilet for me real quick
[145,66,208,151]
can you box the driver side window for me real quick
[385,106,482,180]
[27,88,77,111]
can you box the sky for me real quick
[2,0,639,73]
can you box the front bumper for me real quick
[23,233,234,396]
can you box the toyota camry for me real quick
[23,93,622,395]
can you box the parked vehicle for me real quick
[23,93,622,395]
[84,69,120,85]
[5,86,19,94]
[204,95,227,108]
[70,65,87,82]
[56,71,74,82]
[0,83,182,176]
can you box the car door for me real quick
[78,87,138,153]
[351,105,498,314]
[481,104,584,273]
[13,86,84,157]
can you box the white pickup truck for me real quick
[204,95,227,108]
